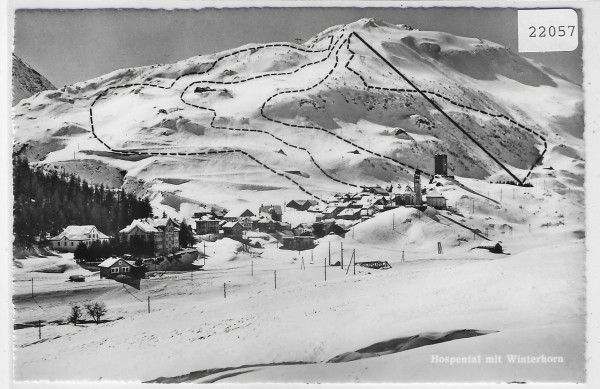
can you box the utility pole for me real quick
[353,249,356,275]
[328,241,331,266]
[147,296,150,313]
[324,258,327,281]
[251,260,254,276]
[38,320,41,340]
[402,251,405,262]
[472,199,475,214]
[224,283,226,298]
[203,242,206,266]
[274,270,277,289]
[340,242,344,269]
[392,214,395,230]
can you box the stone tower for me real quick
[414,169,422,205]
[434,154,448,176]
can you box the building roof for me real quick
[223,221,242,228]
[98,257,127,268]
[427,190,445,198]
[223,207,255,218]
[119,217,179,234]
[259,205,283,215]
[50,225,110,241]
[338,208,361,216]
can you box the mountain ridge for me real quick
[12,18,583,217]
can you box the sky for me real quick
[12,7,583,87]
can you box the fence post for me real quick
[224,283,226,298]
[38,320,41,340]
[274,270,277,289]
[324,258,327,281]
[353,249,356,275]
[340,242,344,269]
[147,296,150,313]
[328,242,331,266]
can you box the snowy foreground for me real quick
[13,184,585,383]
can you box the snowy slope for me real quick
[12,54,56,106]
[12,18,583,216]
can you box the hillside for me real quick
[12,18,583,218]
[12,54,56,106]
[11,18,586,383]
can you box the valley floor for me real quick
[12,213,585,383]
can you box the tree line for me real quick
[13,157,152,248]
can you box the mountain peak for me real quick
[349,18,415,31]
[12,54,56,106]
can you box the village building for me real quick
[281,235,316,251]
[119,217,180,256]
[223,208,255,222]
[338,208,362,220]
[194,216,221,235]
[286,200,318,211]
[426,190,447,209]
[222,221,244,238]
[392,184,415,206]
[50,225,110,252]
[259,205,283,221]
[98,257,146,280]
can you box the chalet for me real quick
[223,208,255,222]
[322,205,346,220]
[286,200,318,211]
[293,223,314,236]
[98,257,145,280]
[426,190,447,209]
[50,225,110,252]
[119,217,180,256]
[257,216,277,233]
[259,205,283,221]
[195,216,221,235]
[338,208,362,220]
[192,207,213,219]
[222,221,244,238]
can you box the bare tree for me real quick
[68,304,83,326]
[85,301,107,324]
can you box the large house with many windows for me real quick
[50,225,110,252]
[119,217,180,256]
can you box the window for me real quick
[71,242,74,246]
[57,242,60,247]
[111,267,119,273]
[122,267,130,273]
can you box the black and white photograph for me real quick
[5,0,599,386]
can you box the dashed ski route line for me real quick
[349,32,545,185]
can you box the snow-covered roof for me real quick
[259,205,283,215]
[98,257,125,268]
[120,219,160,234]
[427,190,445,198]
[339,208,361,216]
[50,225,110,241]
[224,208,255,218]
[223,221,242,228]
[119,217,179,234]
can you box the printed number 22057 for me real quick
[528,25,575,38]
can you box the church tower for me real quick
[414,169,422,205]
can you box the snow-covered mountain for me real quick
[12,18,583,215]
[12,54,56,106]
